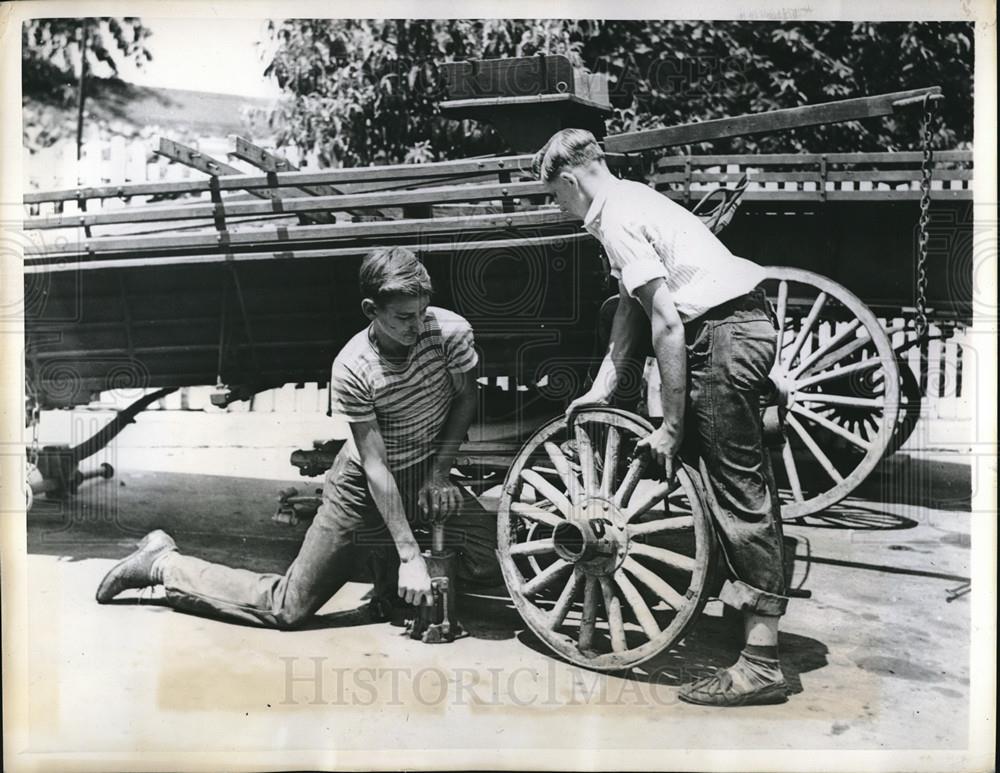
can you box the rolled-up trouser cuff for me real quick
[719,578,789,616]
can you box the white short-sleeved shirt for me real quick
[330,306,478,471]
[584,177,765,322]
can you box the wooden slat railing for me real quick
[23,155,540,205]
[652,150,973,202]
[26,209,577,262]
[655,150,972,167]
[22,148,973,256]
[27,180,549,230]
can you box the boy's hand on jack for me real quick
[418,472,462,521]
[398,554,433,606]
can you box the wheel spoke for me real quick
[613,456,647,508]
[628,516,694,536]
[783,291,827,367]
[799,332,876,378]
[781,441,804,502]
[510,537,556,556]
[774,280,788,343]
[791,319,862,377]
[578,576,598,652]
[574,425,598,498]
[510,500,564,529]
[623,557,685,610]
[625,480,674,523]
[544,441,582,503]
[797,392,885,408]
[600,426,620,498]
[520,469,571,517]
[599,576,627,653]
[549,569,583,629]
[791,404,872,450]
[795,357,882,389]
[522,558,572,596]
[628,542,696,573]
[614,569,662,640]
[786,413,845,483]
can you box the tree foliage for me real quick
[22,18,153,103]
[22,18,153,150]
[591,21,973,154]
[262,19,973,166]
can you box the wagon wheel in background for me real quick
[497,408,716,671]
[761,267,900,520]
[885,355,923,456]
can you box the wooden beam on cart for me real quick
[655,150,972,168]
[24,155,539,205]
[605,87,943,153]
[25,231,589,272]
[156,138,276,201]
[32,208,578,260]
[27,180,549,231]
[229,136,392,221]
[156,138,332,224]
[23,152,630,206]
[660,189,972,202]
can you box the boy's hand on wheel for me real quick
[565,388,611,422]
[636,425,680,481]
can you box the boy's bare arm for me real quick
[567,281,645,416]
[432,369,477,477]
[420,369,478,519]
[350,419,432,604]
[632,278,686,472]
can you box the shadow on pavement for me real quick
[634,616,829,695]
[458,593,828,695]
[25,469,317,572]
[855,454,972,512]
[25,454,966,668]
[784,501,920,530]
[783,452,972,513]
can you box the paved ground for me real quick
[19,410,975,757]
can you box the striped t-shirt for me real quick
[583,177,765,322]
[330,306,478,471]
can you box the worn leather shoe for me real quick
[678,653,789,707]
[95,530,177,603]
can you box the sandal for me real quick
[679,654,788,707]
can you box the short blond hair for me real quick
[532,128,606,183]
[359,247,433,304]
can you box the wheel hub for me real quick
[552,497,629,576]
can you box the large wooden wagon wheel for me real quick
[497,408,716,671]
[761,267,900,519]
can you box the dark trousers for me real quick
[158,452,500,628]
[607,287,789,615]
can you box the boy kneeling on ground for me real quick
[96,247,500,627]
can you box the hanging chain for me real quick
[27,386,41,466]
[915,93,937,340]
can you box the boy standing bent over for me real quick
[535,129,790,707]
[96,247,500,627]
